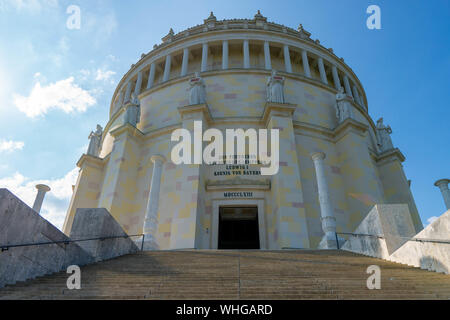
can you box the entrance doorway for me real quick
[218,206,260,249]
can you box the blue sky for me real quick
[0,0,448,229]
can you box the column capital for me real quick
[262,102,296,126]
[77,153,105,170]
[110,123,144,141]
[36,184,51,193]
[333,118,368,142]
[151,155,166,165]
[375,147,406,165]
[178,103,212,123]
[434,179,450,188]
[311,152,326,161]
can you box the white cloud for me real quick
[426,216,438,226]
[0,167,78,229]
[0,139,24,152]
[95,69,116,81]
[13,77,96,117]
[0,0,58,13]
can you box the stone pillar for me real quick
[311,152,339,249]
[262,103,310,249]
[95,125,143,235]
[376,149,423,233]
[343,74,353,98]
[201,43,208,72]
[63,155,105,235]
[124,81,133,104]
[283,45,292,73]
[181,48,189,76]
[222,40,228,70]
[170,104,211,249]
[301,49,311,78]
[243,40,250,69]
[146,63,156,89]
[264,41,271,70]
[352,85,361,105]
[434,179,450,210]
[318,57,328,85]
[163,54,172,82]
[143,155,166,250]
[335,119,387,232]
[115,89,124,110]
[32,184,51,214]
[331,65,341,90]
[134,71,143,96]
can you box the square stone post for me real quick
[63,154,105,235]
[262,102,310,249]
[169,104,212,249]
[333,119,386,231]
[377,149,423,232]
[95,124,144,234]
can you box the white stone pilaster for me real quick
[311,152,340,249]
[264,41,271,70]
[181,48,189,77]
[222,40,228,70]
[318,57,328,85]
[283,45,292,73]
[163,54,172,82]
[143,155,166,250]
[434,179,450,210]
[243,40,250,69]
[343,74,353,98]
[331,65,341,90]
[32,184,51,214]
[146,63,156,89]
[201,43,208,72]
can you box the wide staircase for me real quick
[1,250,449,299]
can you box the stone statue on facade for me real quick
[124,92,141,127]
[266,70,285,103]
[87,124,103,157]
[335,86,354,124]
[376,117,394,152]
[188,72,206,105]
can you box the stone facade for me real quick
[62,12,423,250]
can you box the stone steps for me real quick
[1,249,449,299]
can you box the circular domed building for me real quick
[63,11,423,250]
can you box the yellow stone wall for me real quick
[64,70,422,247]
